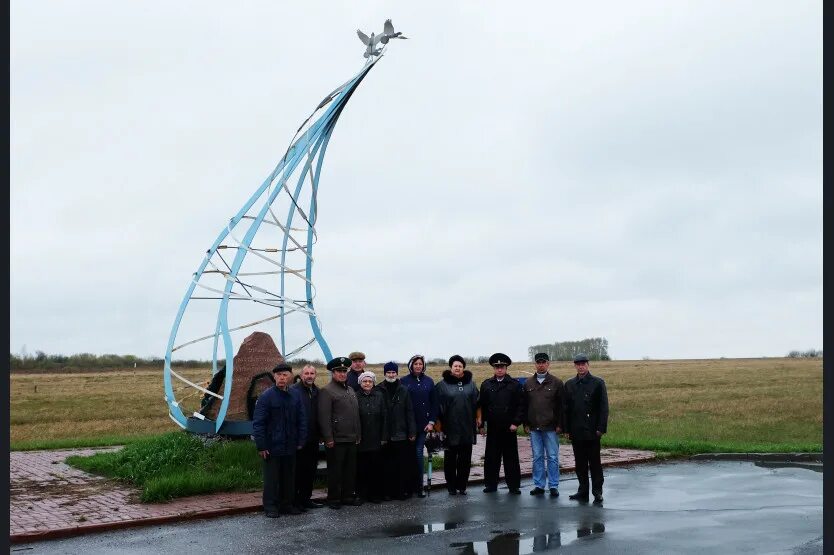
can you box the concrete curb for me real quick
[10,454,657,544]
[689,453,823,463]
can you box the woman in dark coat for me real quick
[355,371,387,503]
[434,355,479,495]
[400,354,439,498]
[379,361,417,500]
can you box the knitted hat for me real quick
[383,361,399,374]
[358,371,376,384]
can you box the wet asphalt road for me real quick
[15,460,822,554]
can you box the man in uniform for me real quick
[253,363,307,518]
[290,364,324,511]
[318,356,362,509]
[563,353,609,504]
[478,352,525,495]
[346,351,367,392]
[523,352,565,497]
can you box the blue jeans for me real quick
[530,430,559,490]
[414,431,427,490]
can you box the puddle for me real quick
[754,461,823,473]
[450,524,605,554]
[380,522,463,537]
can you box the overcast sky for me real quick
[10,1,822,363]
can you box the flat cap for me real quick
[348,351,366,361]
[534,353,550,363]
[327,357,352,371]
[573,353,589,363]
[488,352,512,367]
[272,363,293,373]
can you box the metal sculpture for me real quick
[163,21,405,434]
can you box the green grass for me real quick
[65,432,262,502]
[12,434,159,451]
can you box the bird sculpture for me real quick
[357,29,383,58]
[380,19,408,43]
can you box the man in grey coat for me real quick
[318,356,362,509]
[563,353,609,504]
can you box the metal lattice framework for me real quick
[163,49,387,432]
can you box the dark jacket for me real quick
[563,372,609,441]
[357,388,388,452]
[435,370,479,447]
[400,371,439,432]
[318,379,361,444]
[478,375,525,432]
[289,381,319,445]
[523,372,565,432]
[379,380,417,442]
[252,385,307,456]
[346,369,364,392]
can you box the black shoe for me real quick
[550,488,559,497]
[569,492,589,501]
[508,489,522,495]
[303,500,324,509]
[294,504,308,513]
[265,510,281,518]
[593,493,604,504]
[281,505,303,515]
[483,486,498,493]
[345,498,364,506]
[416,491,426,498]
[328,502,342,510]
[448,489,458,496]
[457,490,467,495]
[530,487,545,496]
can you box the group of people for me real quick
[252,350,609,518]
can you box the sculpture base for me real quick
[185,416,253,437]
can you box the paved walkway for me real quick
[10,441,655,543]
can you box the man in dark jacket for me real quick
[523,352,565,497]
[478,352,525,494]
[345,351,367,392]
[253,363,308,518]
[289,364,323,511]
[563,353,609,504]
[400,354,439,498]
[318,356,362,509]
[379,361,417,500]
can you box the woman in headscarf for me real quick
[379,361,417,500]
[400,354,439,498]
[434,355,479,495]
[355,371,387,503]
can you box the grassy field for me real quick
[11,358,822,454]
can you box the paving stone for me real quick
[10,440,654,542]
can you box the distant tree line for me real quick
[528,337,611,362]
[9,351,209,370]
[786,349,823,358]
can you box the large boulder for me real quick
[201,331,284,421]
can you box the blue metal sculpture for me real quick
[163,23,404,433]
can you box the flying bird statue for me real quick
[380,19,408,43]
[357,29,383,58]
